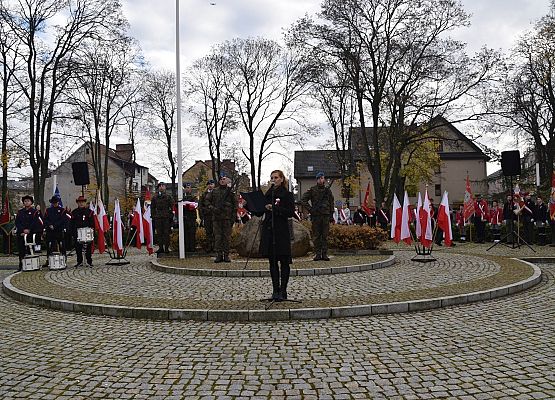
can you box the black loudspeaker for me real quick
[71,162,90,185]
[501,150,521,176]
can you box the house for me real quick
[182,159,251,195]
[44,142,156,210]
[488,147,540,198]
[294,117,490,208]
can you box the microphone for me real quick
[270,181,275,186]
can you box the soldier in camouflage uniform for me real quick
[182,182,198,253]
[198,179,215,253]
[206,173,237,263]
[151,182,174,254]
[301,171,334,261]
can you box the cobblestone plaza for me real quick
[1,245,554,399]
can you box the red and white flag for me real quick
[463,175,475,221]
[419,190,433,248]
[142,205,154,255]
[131,198,144,249]
[95,193,110,254]
[390,193,402,243]
[415,192,422,237]
[361,181,375,216]
[400,191,412,245]
[112,199,123,256]
[436,191,453,247]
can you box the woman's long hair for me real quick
[271,170,288,190]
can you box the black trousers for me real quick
[46,230,66,256]
[74,240,92,265]
[269,255,290,294]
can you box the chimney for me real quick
[115,144,134,162]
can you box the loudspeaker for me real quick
[71,162,90,185]
[501,150,521,176]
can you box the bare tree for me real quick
[489,4,555,185]
[143,70,178,199]
[2,0,121,208]
[68,30,142,204]
[218,37,313,189]
[290,0,499,204]
[187,53,236,182]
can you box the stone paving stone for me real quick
[0,259,554,399]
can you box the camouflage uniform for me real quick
[199,189,214,252]
[151,190,174,253]
[206,183,237,262]
[301,183,334,260]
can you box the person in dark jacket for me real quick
[205,172,238,263]
[182,182,198,253]
[198,179,216,253]
[71,196,94,267]
[151,182,174,254]
[44,195,67,263]
[534,195,548,245]
[353,207,367,225]
[15,195,43,271]
[259,170,295,301]
[301,171,334,261]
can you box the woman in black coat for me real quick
[259,170,295,301]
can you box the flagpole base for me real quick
[105,258,130,266]
[411,254,437,263]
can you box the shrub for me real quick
[327,224,388,250]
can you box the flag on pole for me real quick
[415,192,422,237]
[400,191,412,245]
[143,204,154,255]
[131,198,144,249]
[54,185,63,207]
[113,199,123,256]
[95,192,110,254]
[0,193,10,225]
[361,181,375,216]
[390,193,402,243]
[463,175,475,220]
[419,190,433,248]
[145,187,152,203]
[550,172,555,221]
[437,191,453,246]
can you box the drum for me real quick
[22,255,41,271]
[77,227,94,243]
[48,253,66,270]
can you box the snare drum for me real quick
[22,255,41,271]
[77,227,94,243]
[48,253,66,270]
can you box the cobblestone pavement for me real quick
[7,252,533,310]
[0,259,553,399]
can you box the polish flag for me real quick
[419,190,433,248]
[400,191,412,245]
[415,192,422,237]
[142,205,154,255]
[95,193,110,253]
[436,191,453,246]
[463,175,475,221]
[112,199,123,256]
[131,198,144,249]
[390,193,402,243]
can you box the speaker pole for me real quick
[81,185,85,197]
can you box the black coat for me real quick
[259,186,294,258]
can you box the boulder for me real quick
[235,216,311,258]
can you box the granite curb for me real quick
[1,258,543,322]
[150,255,396,277]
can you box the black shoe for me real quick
[279,289,287,301]
[313,254,322,261]
[223,254,231,263]
[321,255,330,261]
[272,290,281,301]
[214,255,223,263]
[156,248,164,255]
[73,263,83,268]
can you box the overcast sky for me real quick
[121,0,551,179]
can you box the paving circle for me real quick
[2,252,541,321]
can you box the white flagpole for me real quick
[176,0,185,258]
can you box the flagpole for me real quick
[176,0,185,259]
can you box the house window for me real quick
[307,166,313,172]
[436,140,444,152]
[435,184,441,197]
[133,182,138,192]
[85,148,90,155]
